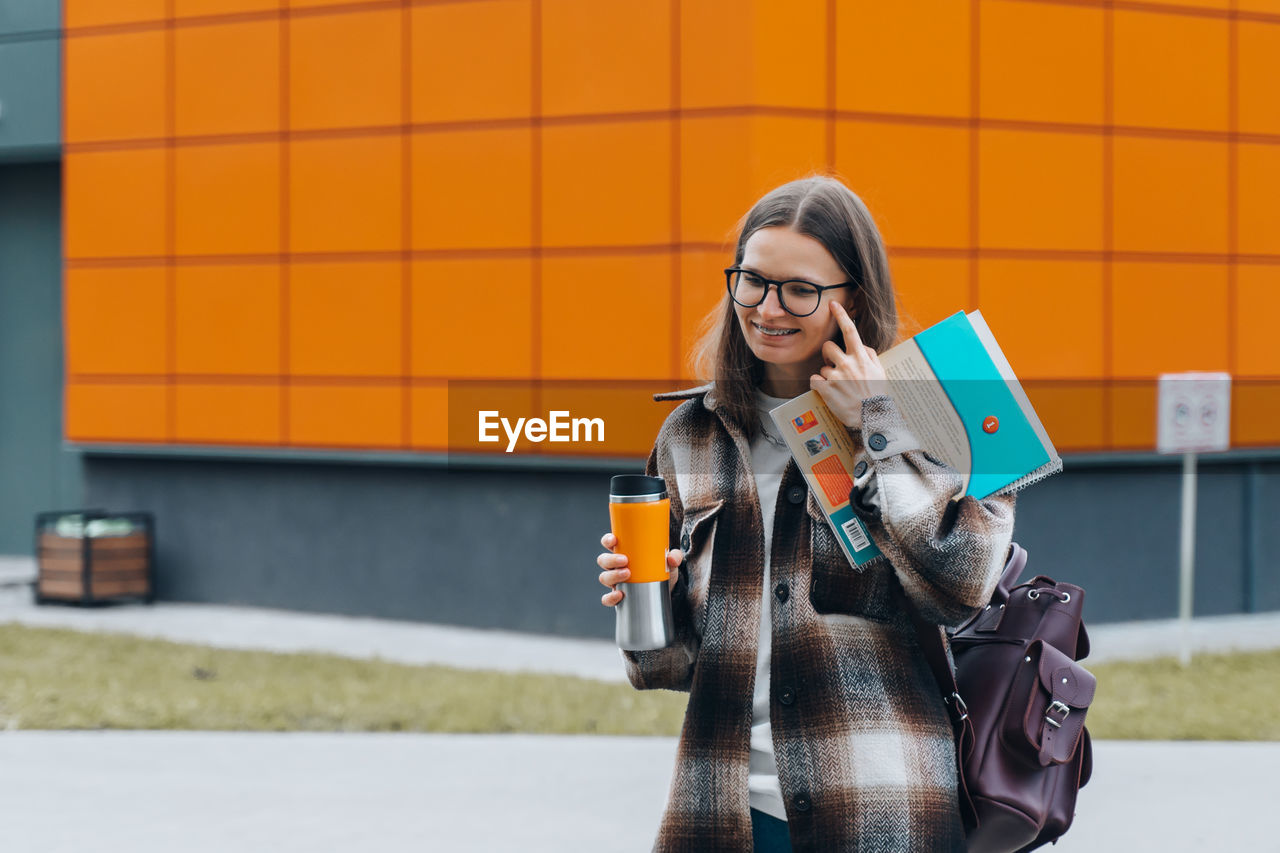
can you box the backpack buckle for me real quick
[1044,700,1071,728]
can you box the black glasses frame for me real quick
[724,267,856,317]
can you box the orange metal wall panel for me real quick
[752,117,828,198]
[1233,384,1280,445]
[174,265,282,376]
[409,385,450,451]
[540,0,672,116]
[541,253,674,380]
[65,267,168,375]
[835,121,970,249]
[1235,266,1280,378]
[410,0,532,123]
[978,0,1104,126]
[65,0,166,28]
[750,0,827,110]
[1121,1,1229,15]
[1238,23,1280,136]
[174,142,282,256]
[679,115,826,245]
[977,260,1106,381]
[835,1,970,118]
[1111,263,1230,378]
[411,128,534,250]
[1239,0,1280,13]
[679,0,754,109]
[289,262,403,377]
[1111,382,1159,450]
[977,129,1105,252]
[64,149,168,259]
[289,8,402,131]
[287,0,388,9]
[59,0,1280,455]
[64,30,167,143]
[890,257,970,338]
[410,258,536,380]
[174,385,283,445]
[1237,143,1280,255]
[174,19,281,137]
[1024,384,1108,454]
[679,116,757,245]
[288,136,403,254]
[1113,10,1229,132]
[65,383,169,442]
[175,0,279,16]
[540,119,673,247]
[1111,137,1229,255]
[287,385,402,449]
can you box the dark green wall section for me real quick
[0,0,60,163]
[0,163,82,553]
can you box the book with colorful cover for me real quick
[767,310,1061,568]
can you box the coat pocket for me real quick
[678,501,724,633]
[806,493,896,622]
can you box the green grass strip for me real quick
[0,625,1276,739]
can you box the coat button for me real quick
[779,685,796,705]
[774,583,789,602]
[867,432,887,451]
[786,486,805,504]
[680,532,691,551]
[794,793,811,813]
[854,460,867,478]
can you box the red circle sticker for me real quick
[983,416,999,434]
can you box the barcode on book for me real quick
[841,517,871,552]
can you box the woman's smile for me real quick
[751,321,800,338]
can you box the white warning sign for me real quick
[1157,372,1231,455]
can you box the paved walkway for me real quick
[0,733,1275,852]
[2,560,1279,850]
[2,557,1278,679]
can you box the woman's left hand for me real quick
[810,301,887,430]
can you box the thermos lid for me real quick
[610,474,667,501]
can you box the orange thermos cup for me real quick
[609,474,674,650]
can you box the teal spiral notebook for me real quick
[879,311,1062,499]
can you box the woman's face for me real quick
[733,226,853,379]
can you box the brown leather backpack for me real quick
[907,542,1095,853]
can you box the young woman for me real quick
[596,176,1015,852]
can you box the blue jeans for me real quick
[750,808,792,853]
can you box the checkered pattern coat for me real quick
[623,383,1017,853]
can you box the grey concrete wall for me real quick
[83,455,621,638]
[0,163,84,553]
[0,0,60,163]
[1013,459,1280,622]
[81,453,1280,636]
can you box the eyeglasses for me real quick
[724,267,856,318]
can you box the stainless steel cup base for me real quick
[615,579,674,650]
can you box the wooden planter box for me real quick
[35,511,155,605]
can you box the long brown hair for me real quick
[689,176,898,438]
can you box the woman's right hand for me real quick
[597,532,684,608]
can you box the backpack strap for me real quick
[901,542,1024,832]
[900,589,977,829]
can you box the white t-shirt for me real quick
[747,390,794,821]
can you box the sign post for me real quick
[1156,372,1231,666]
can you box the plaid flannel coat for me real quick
[623,383,1016,853]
